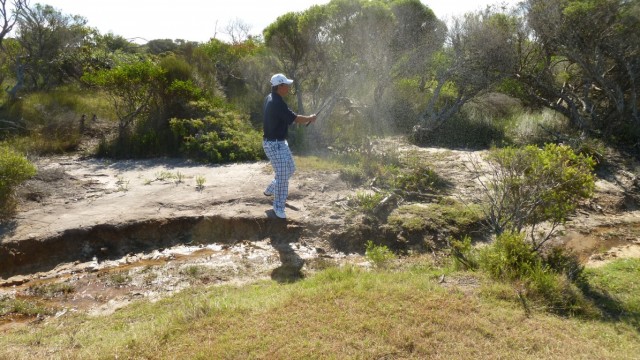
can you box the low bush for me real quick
[364,240,396,269]
[0,145,36,220]
[337,146,402,185]
[392,158,450,198]
[336,146,449,201]
[542,246,585,283]
[170,101,264,163]
[473,231,595,316]
[473,143,596,249]
[347,191,387,213]
[506,108,569,146]
[449,235,479,271]
[478,231,540,281]
[388,199,483,237]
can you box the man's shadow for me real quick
[265,210,305,283]
[0,220,17,239]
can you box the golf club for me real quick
[306,68,359,127]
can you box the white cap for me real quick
[270,73,294,86]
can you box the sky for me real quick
[32,0,521,43]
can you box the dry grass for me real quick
[0,261,638,359]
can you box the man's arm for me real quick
[294,114,317,125]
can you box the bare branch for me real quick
[0,0,28,50]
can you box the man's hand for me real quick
[305,114,317,127]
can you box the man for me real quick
[263,73,317,219]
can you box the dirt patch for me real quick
[1,238,360,324]
[0,215,309,278]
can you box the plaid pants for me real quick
[263,140,295,213]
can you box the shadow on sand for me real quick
[265,210,305,283]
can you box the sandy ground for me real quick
[5,156,350,242]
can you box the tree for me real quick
[14,3,91,90]
[223,18,252,45]
[263,11,313,113]
[0,0,27,50]
[389,0,445,85]
[0,0,27,99]
[200,36,263,102]
[517,0,640,143]
[146,38,178,55]
[413,9,519,141]
[94,32,138,53]
[82,60,164,137]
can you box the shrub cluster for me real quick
[337,147,448,200]
[0,146,36,220]
[170,102,264,163]
[364,240,396,269]
[477,143,596,249]
[451,232,595,316]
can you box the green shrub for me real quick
[336,146,449,201]
[82,60,165,134]
[392,159,449,197]
[169,102,264,163]
[449,235,479,271]
[542,246,585,283]
[478,232,596,316]
[333,142,403,184]
[526,267,593,316]
[348,191,386,213]
[478,232,540,281]
[364,240,396,269]
[0,145,36,220]
[338,165,365,184]
[475,143,596,249]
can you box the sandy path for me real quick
[3,156,349,244]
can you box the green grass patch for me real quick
[584,258,640,325]
[1,261,638,359]
[388,198,483,234]
[0,297,57,318]
[294,155,348,172]
[1,88,115,155]
[27,282,75,299]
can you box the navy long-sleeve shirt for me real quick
[263,91,297,141]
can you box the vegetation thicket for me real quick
[2,0,638,158]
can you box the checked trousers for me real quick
[263,140,295,213]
